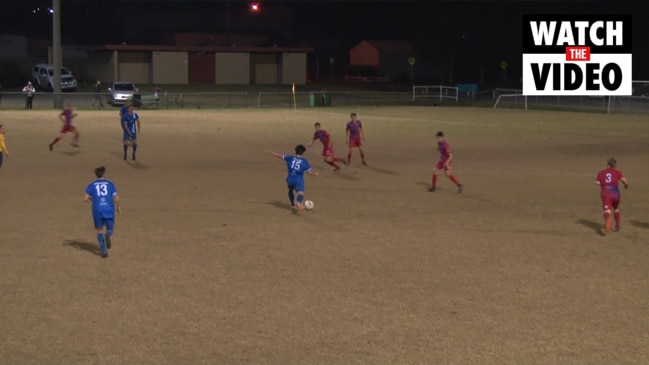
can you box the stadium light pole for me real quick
[52,0,63,108]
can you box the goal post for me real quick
[412,85,459,102]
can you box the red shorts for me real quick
[60,124,76,134]
[322,147,335,157]
[601,195,620,210]
[436,160,452,171]
[349,137,362,148]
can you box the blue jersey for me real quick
[85,179,118,219]
[122,112,139,134]
[119,105,128,118]
[282,155,312,177]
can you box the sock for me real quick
[288,190,295,206]
[603,211,611,226]
[132,144,138,158]
[360,152,365,161]
[326,161,339,168]
[432,175,438,188]
[334,157,345,163]
[347,153,351,163]
[106,228,113,237]
[297,194,304,203]
[97,234,107,254]
[51,137,61,146]
[449,175,460,186]
[123,144,128,156]
[614,211,621,226]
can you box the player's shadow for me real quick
[108,151,150,169]
[62,239,103,256]
[61,150,81,156]
[332,172,359,181]
[265,200,301,215]
[630,220,649,229]
[575,219,605,236]
[364,165,399,175]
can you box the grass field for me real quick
[1,106,648,365]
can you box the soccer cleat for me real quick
[428,187,436,192]
[71,143,80,148]
[334,167,341,172]
[457,184,464,194]
[101,252,108,258]
[614,225,620,232]
[105,235,112,250]
[48,144,53,152]
[362,160,367,166]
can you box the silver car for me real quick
[31,63,78,92]
[107,81,137,106]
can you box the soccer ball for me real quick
[304,200,314,210]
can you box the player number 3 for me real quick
[95,184,109,196]
[605,173,612,183]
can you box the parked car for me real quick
[31,63,78,92]
[107,81,137,106]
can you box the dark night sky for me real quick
[1,0,647,82]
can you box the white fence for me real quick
[412,85,459,102]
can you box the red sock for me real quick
[360,153,365,161]
[51,137,61,145]
[333,157,345,163]
[432,175,438,188]
[603,211,611,221]
[449,175,460,186]
[614,211,621,226]
[347,153,351,163]
[326,161,339,168]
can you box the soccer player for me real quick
[119,100,131,122]
[122,105,141,161]
[0,124,8,170]
[307,122,347,171]
[84,166,121,258]
[49,102,80,151]
[429,131,463,193]
[346,113,366,165]
[267,144,318,211]
[596,158,629,234]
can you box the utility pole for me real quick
[52,0,63,108]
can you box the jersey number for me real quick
[291,159,302,170]
[95,184,108,196]
[605,173,612,183]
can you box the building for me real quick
[85,44,313,85]
[349,40,415,81]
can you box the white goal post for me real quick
[493,81,649,114]
[412,85,458,102]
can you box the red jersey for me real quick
[437,140,451,162]
[596,168,624,197]
[60,108,75,125]
[313,130,331,147]
[346,120,362,139]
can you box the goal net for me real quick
[412,85,458,102]
[493,81,649,114]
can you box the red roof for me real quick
[86,44,313,53]
[362,40,414,52]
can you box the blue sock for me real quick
[288,190,295,206]
[123,144,128,156]
[132,144,137,157]
[297,194,304,203]
[97,234,107,254]
[106,229,113,237]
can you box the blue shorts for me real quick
[286,176,305,192]
[93,217,115,230]
[123,132,137,142]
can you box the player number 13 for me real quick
[95,184,109,196]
